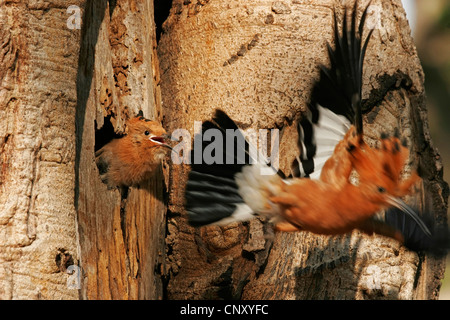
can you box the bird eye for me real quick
[377,186,386,193]
[144,130,150,136]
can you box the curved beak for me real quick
[386,196,432,238]
[150,134,173,150]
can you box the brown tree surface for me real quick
[0,0,83,299]
[158,0,448,299]
[0,0,447,300]
[0,0,166,299]
[76,0,166,299]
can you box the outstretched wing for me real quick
[294,2,373,179]
[186,110,277,227]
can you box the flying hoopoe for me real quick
[184,1,449,253]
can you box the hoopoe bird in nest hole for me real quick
[95,110,173,189]
[184,1,449,254]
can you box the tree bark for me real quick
[1,0,447,301]
[0,1,83,299]
[158,0,448,299]
[76,0,166,299]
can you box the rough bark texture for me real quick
[0,1,83,299]
[158,0,448,299]
[76,0,166,299]
[1,0,447,301]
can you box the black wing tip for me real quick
[212,109,240,131]
[187,210,219,227]
[213,108,229,120]
[187,219,211,228]
[309,0,373,128]
[186,203,240,228]
[190,109,256,177]
[385,207,450,256]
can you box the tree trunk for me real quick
[158,0,448,299]
[76,0,166,299]
[0,0,166,300]
[1,0,447,301]
[0,1,83,299]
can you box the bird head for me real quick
[125,114,173,151]
[346,131,430,236]
[351,133,417,197]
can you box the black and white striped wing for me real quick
[295,105,351,179]
[186,110,276,227]
[293,2,373,180]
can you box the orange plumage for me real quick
[95,114,172,188]
[185,1,442,251]
[271,126,419,241]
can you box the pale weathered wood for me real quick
[0,0,84,299]
[158,0,448,299]
[1,0,446,301]
[76,0,166,299]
